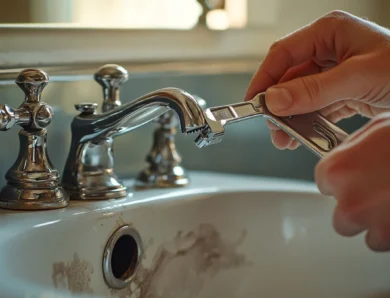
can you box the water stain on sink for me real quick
[52,252,94,294]
[111,223,250,298]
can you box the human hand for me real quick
[315,112,390,251]
[245,10,390,150]
[245,10,390,251]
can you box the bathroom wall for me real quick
[0,72,367,189]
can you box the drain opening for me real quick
[103,225,143,289]
[111,234,138,280]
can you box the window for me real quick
[30,0,247,30]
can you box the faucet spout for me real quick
[73,88,207,143]
[62,88,207,200]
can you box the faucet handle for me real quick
[15,69,49,103]
[0,104,30,131]
[10,69,54,132]
[0,68,68,210]
[94,64,129,112]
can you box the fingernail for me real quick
[266,87,293,114]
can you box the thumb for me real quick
[265,57,366,116]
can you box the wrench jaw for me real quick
[194,126,224,148]
[193,111,225,148]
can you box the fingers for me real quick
[269,129,295,149]
[315,117,390,251]
[333,200,390,251]
[246,10,390,118]
[267,121,300,150]
[278,60,322,83]
[244,20,325,100]
[318,101,349,117]
[321,105,357,123]
[266,120,278,131]
[266,59,325,150]
[244,10,357,101]
[334,199,390,251]
[267,100,359,151]
[264,55,373,116]
[315,116,390,195]
[332,206,365,237]
[288,140,300,150]
[366,224,390,252]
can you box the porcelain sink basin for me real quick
[0,172,389,298]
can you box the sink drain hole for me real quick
[103,225,143,289]
[111,234,138,279]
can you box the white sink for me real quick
[0,172,389,298]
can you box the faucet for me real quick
[0,69,68,210]
[61,87,207,200]
[0,67,349,205]
[93,64,208,190]
[134,94,207,190]
[62,83,350,201]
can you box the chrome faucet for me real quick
[61,87,207,200]
[135,95,207,189]
[0,67,350,204]
[93,64,208,190]
[193,93,350,157]
[0,69,68,210]
[58,80,352,200]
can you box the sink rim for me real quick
[0,171,321,224]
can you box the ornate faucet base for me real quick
[65,186,128,201]
[0,129,69,210]
[62,136,130,200]
[135,165,189,190]
[0,185,68,210]
[63,172,128,200]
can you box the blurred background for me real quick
[1,0,389,29]
[0,0,388,186]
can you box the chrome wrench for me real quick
[193,92,349,158]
